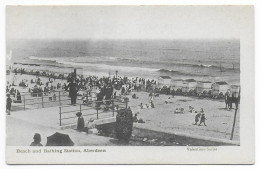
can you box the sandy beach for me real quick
[6,72,240,145]
[128,92,239,141]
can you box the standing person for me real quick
[6,93,12,115]
[16,90,22,103]
[30,133,43,146]
[194,112,201,125]
[150,101,155,108]
[199,109,207,126]
[76,112,85,131]
[68,79,78,105]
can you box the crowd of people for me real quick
[7,69,211,128]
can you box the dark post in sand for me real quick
[230,88,240,140]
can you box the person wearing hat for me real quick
[199,108,207,126]
[76,112,85,131]
[68,79,78,105]
[6,93,12,115]
[30,133,43,146]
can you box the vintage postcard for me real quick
[5,5,254,164]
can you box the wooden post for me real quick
[97,109,99,119]
[74,68,77,80]
[220,64,223,72]
[230,89,240,140]
[59,107,62,126]
[112,100,115,117]
[59,91,61,106]
[230,107,238,140]
[41,93,44,108]
[23,95,26,110]
[80,104,82,113]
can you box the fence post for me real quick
[59,107,62,126]
[112,100,114,117]
[59,91,61,106]
[23,95,26,110]
[41,93,44,108]
[80,104,82,113]
[125,100,128,109]
[230,108,238,140]
[97,109,99,119]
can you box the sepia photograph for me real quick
[4,5,254,164]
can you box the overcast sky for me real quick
[6,6,243,40]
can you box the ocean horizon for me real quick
[6,39,240,85]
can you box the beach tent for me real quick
[182,79,197,93]
[212,81,229,97]
[196,81,212,94]
[158,76,171,87]
[230,85,240,98]
[170,79,183,91]
[77,68,83,76]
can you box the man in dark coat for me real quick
[68,80,78,104]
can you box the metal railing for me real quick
[11,91,71,111]
[58,98,128,126]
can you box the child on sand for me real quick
[189,106,195,113]
[194,112,201,125]
[150,101,155,108]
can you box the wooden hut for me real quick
[170,79,183,91]
[182,79,197,93]
[196,81,212,95]
[212,81,229,97]
[158,76,171,87]
[230,85,240,98]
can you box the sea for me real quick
[6,39,240,85]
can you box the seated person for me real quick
[165,97,172,104]
[142,103,147,109]
[150,101,155,108]
[188,106,194,113]
[82,96,87,103]
[133,113,145,123]
[139,103,144,109]
[133,113,138,122]
[175,108,181,113]
[175,108,184,113]
[87,118,96,129]
[14,91,22,103]
[76,112,85,131]
[53,93,56,101]
[144,104,149,109]
[132,93,138,99]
